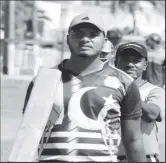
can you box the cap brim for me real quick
[118,47,147,59]
[69,21,104,33]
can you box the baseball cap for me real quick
[116,42,148,60]
[68,12,106,35]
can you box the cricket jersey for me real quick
[143,48,165,88]
[140,81,165,156]
[23,60,142,162]
[118,81,165,157]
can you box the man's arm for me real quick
[141,87,165,122]
[121,117,146,162]
[21,79,40,161]
[141,101,160,122]
[121,81,146,162]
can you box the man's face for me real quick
[67,23,105,57]
[116,49,147,79]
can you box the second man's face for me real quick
[116,49,147,79]
[67,23,105,58]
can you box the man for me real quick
[105,29,123,67]
[100,40,115,66]
[23,13,146,162]
[107,28,123,48]
[115,42,165,162]
[144,33,165,88]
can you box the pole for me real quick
[60,7,68,61]
[3,0,15,75]
[32,1,40,76]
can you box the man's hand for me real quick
[141,100,161,122]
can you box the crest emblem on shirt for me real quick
[68,87,120,130]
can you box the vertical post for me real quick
[32,1,37,40]
[110,1,119,14]
[60,7,68,62]
[95,0,100,6]
[3,0,15,75]
[61,30,65,61]
[32,1,39,76]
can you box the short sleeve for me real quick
[146,87,165,120]
[121,81,142,119]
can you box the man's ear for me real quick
[143,60,148,71]
[67,35,69,46]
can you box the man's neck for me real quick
[135,76,145,87]
[65,55,105,76]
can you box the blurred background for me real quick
[0,0,165,162]
[0,0,165,76]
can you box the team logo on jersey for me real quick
[68,87,120,130]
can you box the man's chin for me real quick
[78,54,90,58]
[78,52,96,58]
[126,72,137,79]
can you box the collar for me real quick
[58,59,109,77]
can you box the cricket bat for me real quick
[8,68,61,162]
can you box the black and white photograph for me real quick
[1,0,165,162]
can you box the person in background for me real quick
[115,42,165,162]
[22,13,146,162]
[106,29,123,67]
[107,28,123,48]
[100,40,115,66]
[144,33,165,88]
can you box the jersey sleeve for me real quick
[146,87,165,120]
[121,81,142,120]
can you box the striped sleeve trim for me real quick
[41,148,110,156]
[45,131,102,138]
[43,136,104,144]
[43,143,108,150]
[120,110,142,120]
[51,125,101,132]
[40,155,117,162]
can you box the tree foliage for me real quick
[0,1,34,39]
[107,0,165,34]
